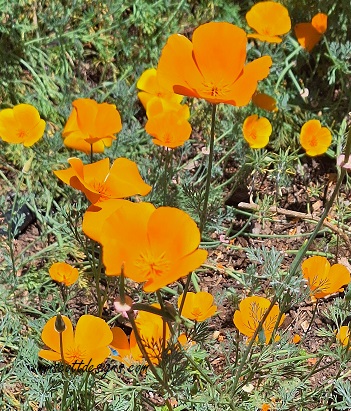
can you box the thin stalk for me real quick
[199,103,217,233]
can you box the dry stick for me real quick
[237,201,351,250]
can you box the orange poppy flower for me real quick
[157,22,272,106]
[49,262,79,286]
[178,291,217,322]
[336,326,351,348]
[252,92,278,112]
[294,13,328,52]
[261,404,270,411]
[99,203,208,292]
[242,114,272,149]
[233,296,285,343]
[137,68,183,110]
[246,1,291,43]
[110,327,142,366]
[39,315,113,369]
[54,157,151,205]
[299,119,332,156]
[0,104,46,147]
[301,256,350,299]
[62,99,122,153]
[145,107,192,148]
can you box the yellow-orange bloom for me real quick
[233,296,285,343]
[252,92,278,112]
[39,315,113,368]
[137,68,183,111]
[49,262,79,286]
[246,1,291,43]
[0,104,46,147]
[243,114,272,149]
[98,202,208,292]
[157,22,272,106]
[301,256,350,299]
[299,119,332,156]
[145,107,192,148]
[336,326,351,348]
[110,327,142,366]
[54,157,151,205]
[62,99,122,153]
[178,291,217,322]
[295,13,328,52]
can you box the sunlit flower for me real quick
[246,1,291,43]
[54,157,151,205]
[49,262,79,286]
[0,104,46,147]
[261,404,270,411]
[301,256,350,299]
[242,114,272,149]
[62,99,122,153]
[157,22,272,106]
[252,92,278,112]
[145,107,192,148]
[178,291,217,322]
[98,203,208,292]
[336,326,351,348]
[294,13,328,52]
[233,296,285,343]
[137,68,183,111]
[292,334,301,344]
[299,119,332,156]
[39,315,113,368]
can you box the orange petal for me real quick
[294,23,322,52]
[110,327,131,362]
[312,13,328,34]
[38,349,62,361]
[95,103,122,139]
[247,33,283,44]
[252,92,278,112]
[327,264,351,294]
[74,315,113,352]
[41,315,74,356]
[192,22,247,85]
[73,99,98,137]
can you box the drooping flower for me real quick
[0,104,46,147]
[336,326,351,348]
[62,99,122,153]
[137,68,183,111]
[301,256,350,299]
[157,22,272,106]
[252,92,278,112]
[98,203,208,292]
[49,262,79,286]
[54,157,151,205]
[39,314,113,368]
[242,114,272,149]
[233,296,285,343]
[294,13,328,52]
[246,1,291,43]
[178,291,217,322]
[299,119,332,156]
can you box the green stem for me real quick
[199,103,217,233]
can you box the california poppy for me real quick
[242,114,272,149]
[49,262,79,286]
[233,296,285,343]
[295,13,328,52]
[157,22,272,106]
[178,291,217,322]
[336,326,351,348]
[301,256,350,299]
[299,119,332,156]
[39,314,113,368]
[252,92,278,112]
[99,203,208,292]
[137,68,183,111]
[62,99,122,153]
[110,327,142,366]
[54,157,151,205]
[246,1,291,43]
[0,104,46,147]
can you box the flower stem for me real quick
[199,103,217,234]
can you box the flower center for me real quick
[191,307,202,320]
[135,251,170,280]
[309,135,318,147]
[64,345,87,366]
[201,80,231,99]
[89,179,112,201]
[17,129,28,141]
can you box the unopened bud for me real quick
[22,155,34,174]
[54,313,66,333]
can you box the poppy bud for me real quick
[55,313,66,333]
